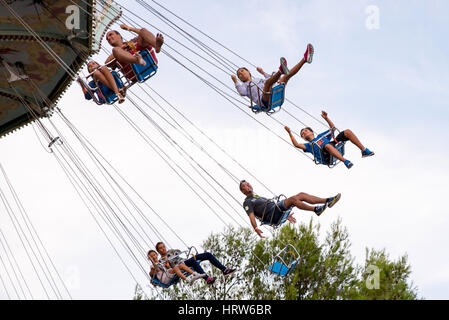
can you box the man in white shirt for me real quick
[231,44,314,109]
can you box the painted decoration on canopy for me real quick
[0,0,95,138]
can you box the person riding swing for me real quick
[239,180,341,238]
[285,111,375,169]
[231,44,314,113]
[105,24,163,82]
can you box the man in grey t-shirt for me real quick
[240,180,341,238]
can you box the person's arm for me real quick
[257,67,269,78]
[105,54,116,65]
[232,75,248,97]
[120,24,140,34]
[248,213,264,238]
[321,111,336,131]
[149,266,155,277]
[285,126,307,151]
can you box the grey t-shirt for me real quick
[243,194,275,221]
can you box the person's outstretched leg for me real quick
[324,144,348,162]
[138,28,164,53]
[325,144,353,169]
[178,263,195,275]
[121,24,164,53]
[171,266,187,280]
[340,129,375,157]
[284,192,337,216]
[93,68,125,103]
[280,44,314,84]
[195,252,237,277]
[195,252,226,272]
[261,71,282,103]
[284,192,327,209]
[184,257,215,284]
[112,47,146,66]
[342,129,365,151]
[281,58,305,84]
[184,257,206,274]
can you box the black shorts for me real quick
[260,98,270,110]
[335,131,349,143]
[263,200,290,224]
[322,131,348,162]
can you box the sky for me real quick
[0,0,448,299]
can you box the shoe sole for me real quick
[362,153,375,158]
[306,44,314,63]
[223,270,237,277]
[327,193,341,208]
[280,58,290,76]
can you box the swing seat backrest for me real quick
[260,208,291,228]
[151,274,181,288]
[268,83,285,113]
[251,84,285,114]
[97,71,124,105]
[269,261,291,276]
[130,49,158,83]
[327,142,345,167]
[311,133,345,167]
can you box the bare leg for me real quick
[138,28,164,53]
[324,144,347,162]
[178,263,195,275]
[342,129,365,151]
[112,47,144,65]
[93,68,120,95]
[284,192,327,212]
[280,58,306,84]
[121,24,164,53]
[262,71,282,102]
[170,266,187,280]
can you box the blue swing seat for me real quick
[97,71,124,104]
[251,83,285,114]
[150,255,201,289]
[83,71,124,105]
[151,275,181,289]
[270,260,298,276]
[310,131,346,168]
[260,208,292,228]
[131,49,158,83]
[269,245,300,277]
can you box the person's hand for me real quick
[231,75,238,83]
[120,24,131,31]
[284,126,291,133]
[254,227,265,239]
[287,213,296,224]
[256,67,264,74]
[321,111,328,119]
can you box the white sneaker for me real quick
[192,272,206,281]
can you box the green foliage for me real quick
[134,219,419,300]
[351,249,419,300]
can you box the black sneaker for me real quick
[223,267,237,277]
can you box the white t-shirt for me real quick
[154,265,176,285]
[235,74,270,105]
